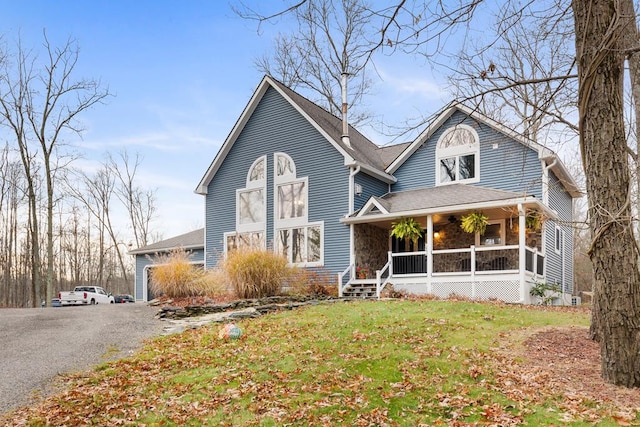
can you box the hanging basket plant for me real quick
[391,217,424,245]
[460,211,489,235]
[525,211,545,232]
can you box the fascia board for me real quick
[268,77,354,162]
[129,243,204,256]
[385,104,456,174]
[356,197,390,217]
[386,102,581,199]
[544,156,583,198]
[455,104,581,198]
[353,162,397,184]
[341,196,553,224]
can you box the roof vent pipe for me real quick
[341,72,351,148]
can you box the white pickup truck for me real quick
[58,286,115,305]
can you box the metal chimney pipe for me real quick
[341,72,351,147]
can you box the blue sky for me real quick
[0,1,449,241]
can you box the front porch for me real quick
[340,200,549,304]
[339,245,544,302]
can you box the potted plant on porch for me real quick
[460,211,489,235]
[525,211,545,233]
[391,217,424,246]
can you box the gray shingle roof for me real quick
[270,78,404,171]
[129,228,204,255]
[363,184,530,215]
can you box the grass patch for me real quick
[5,300,635,426]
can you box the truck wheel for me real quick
[90,298,96,305]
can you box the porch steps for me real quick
[343,280,377,299]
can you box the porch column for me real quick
[426,214,433,279]
[518,204,527,302]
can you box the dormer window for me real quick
[436,124,480,185]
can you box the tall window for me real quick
[436,124,480,185]
[225,156,267,253]
[274,152,323,266]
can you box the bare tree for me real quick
[241,0,375,126]
[0,32,110,305]
[107,150,157,249]
[67,164,131,284]
[447,5,578,146]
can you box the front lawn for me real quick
[4,299,638,426]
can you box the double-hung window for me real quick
[436,124,480,185]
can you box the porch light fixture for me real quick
[448,215,457,223]
[434,231,441,239]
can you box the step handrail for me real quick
[338,263,354,297]
[376,260,392,299]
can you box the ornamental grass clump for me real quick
[149,249,225,298]
[222,247,291,299]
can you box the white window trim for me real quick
[436,124,480,186]
[274,176,309,228]
[555,225,562,254]
[275,221,324,267]
[236,187,267,233]
[223,230,266,255]
[274,152,296,184]
[246,155,267,188]
[236,155,267,234]
[475,219,506,246]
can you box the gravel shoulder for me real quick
[0,303,163,414]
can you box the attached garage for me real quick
[130,228,205,302]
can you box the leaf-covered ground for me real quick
[2,300,639,426]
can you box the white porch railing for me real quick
[343,245,545,300]
[375,260,392,298]
[387,244,544,277]
[337,263,354,297]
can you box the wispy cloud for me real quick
[378,68,448,101]
[80,132,221,153]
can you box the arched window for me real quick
[274,152,323,266]
[247,156,265,185]
[225,156,267,253]
[275,152,295,180]
[436,124,480,185]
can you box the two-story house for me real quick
[132,75,580,304]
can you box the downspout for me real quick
[542,158,558,205]
[348,165,361,216]
[348,165,361,278]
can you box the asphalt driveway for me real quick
[0,303,164,414]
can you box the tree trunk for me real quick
[573,0,640,387]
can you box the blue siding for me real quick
[354,172,389,211]
[392,110,543,197]
[205,86,351,274]
[134,255,153,301]
[134,249,205,301]
[545,172,574,294]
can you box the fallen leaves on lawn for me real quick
[2,302,639,426]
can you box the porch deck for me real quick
[339,245,545,303]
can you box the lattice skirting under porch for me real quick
[392,280,521,303]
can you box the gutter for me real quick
[347,161,396,184]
